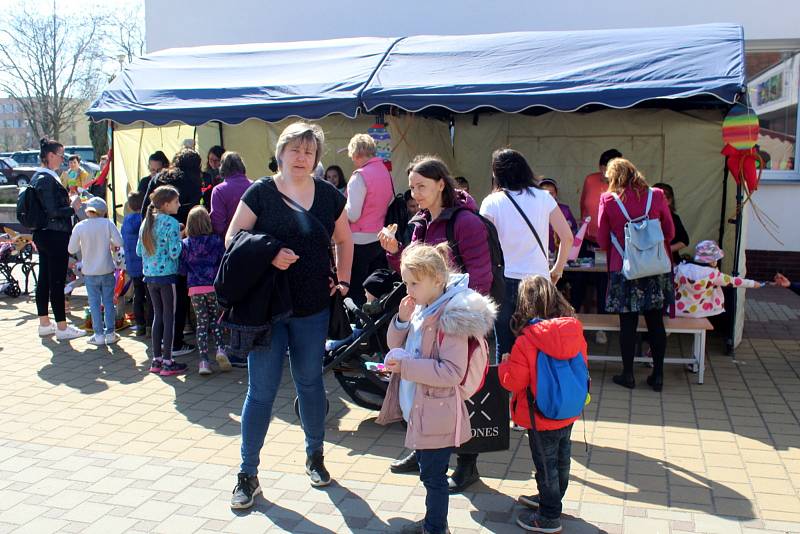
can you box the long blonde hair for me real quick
[605,158,649,199]
[186,205,212,238]
[400,242,452,288]
[141,184,179,256]
[511,275,575,336]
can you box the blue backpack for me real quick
[525,318,590,424]
[530,349,589,421]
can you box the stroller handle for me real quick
[344,297,378,331]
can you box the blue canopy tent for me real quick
[361,24,744,114]
[87,23,749,350]
[88,36,398,125]
[88,23,744,124]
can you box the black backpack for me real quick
[382,173,409,244]
[446,207,506,304]
[16,174,48,231]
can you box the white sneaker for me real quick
[56,325,86,341]
[105,333,120,345]
[87,334,105,346]
[595,331,608,345]
[38,324,56,337]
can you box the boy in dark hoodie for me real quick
[498,275,588,534]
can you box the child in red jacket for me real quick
[498,275,588,534]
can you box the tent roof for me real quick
[86,37,398,126]
[362,24,745,114]
[87,23,744,125]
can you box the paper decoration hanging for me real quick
[722,104,759,150]
[368,122,392,171]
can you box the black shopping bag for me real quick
[456,365,510,454]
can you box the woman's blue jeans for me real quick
[240,308,329,475]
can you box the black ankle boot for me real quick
[448,457,480,493]
[613,373,636,389]
[646,373,663,392]
[390,451,420,474]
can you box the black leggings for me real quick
[33,230,70,322]
[132,276,152,327]
[349,241,388,307]
[173,275,189,349]
[148,282,176,360]
[619,309,666,375]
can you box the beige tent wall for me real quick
[111,114,453,219]
[109,108,747,345]
[453,108,738,267]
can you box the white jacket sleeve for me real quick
[345,172,367,223]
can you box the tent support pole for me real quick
[217,121,224,147]
[726,180,744,357]
[718,159,729,254]
[109,121,117,224]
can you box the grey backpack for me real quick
[609,188,671,280]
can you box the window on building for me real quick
[746,50,800,179]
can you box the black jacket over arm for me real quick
[214,229,293,356]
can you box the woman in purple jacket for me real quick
[210,152,252,237]
[378,154,492,494]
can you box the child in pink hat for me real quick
[674,240,765,318]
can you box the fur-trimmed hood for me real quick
[438,288,497,339]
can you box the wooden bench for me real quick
[578,313,713,384]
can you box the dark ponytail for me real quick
[39,137,64,165]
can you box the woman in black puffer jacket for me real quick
[32,137,85,340]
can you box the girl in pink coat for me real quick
[377,243,496,534]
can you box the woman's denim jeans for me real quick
[240,308,329,475]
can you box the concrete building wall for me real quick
[145,0,800,52]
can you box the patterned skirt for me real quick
[605,272,674,314]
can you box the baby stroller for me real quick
[293,279,406,416]
[0,228,37,297]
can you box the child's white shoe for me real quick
[105,333,120,345]
[87,334,105,346]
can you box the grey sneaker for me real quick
[230,473,261,509]
[516,510,562,533]
[518,494,540,509]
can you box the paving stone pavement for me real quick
[1,284,800,533]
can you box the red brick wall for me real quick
[746,250,800,281]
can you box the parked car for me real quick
[65,145,96,163]
[10,150,39,166]
[0,157,37,187]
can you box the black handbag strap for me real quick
[503,190,546,258]
[267,179,337,278]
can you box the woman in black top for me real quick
[32,137,85,340]
[654,183,689,263]
[225,122,353,508]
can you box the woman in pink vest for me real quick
[345,134,394,306]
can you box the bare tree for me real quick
[0,4,105,142]
[103,2,146,66]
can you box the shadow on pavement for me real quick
[572,444,756,519]
[37,336,146,394]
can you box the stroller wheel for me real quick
[4,281,20,298]
[293,396,331,421]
